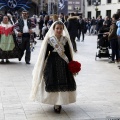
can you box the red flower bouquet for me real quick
[68,61,81,74]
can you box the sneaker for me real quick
[108,60,115,63]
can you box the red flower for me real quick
[68,61,81,74]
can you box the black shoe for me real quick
[54,105,62,114]
[6,59,10,63]
[74,50,77,52]
[26,62,30,64]
[18,58,21,61]
[81,40,84,42]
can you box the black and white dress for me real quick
[36,36,76,105]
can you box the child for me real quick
[30,21,76,113]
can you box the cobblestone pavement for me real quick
[0,34,120,120]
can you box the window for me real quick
[96,11,101,18]
[75,2,80,4]
[92,0,101,5]
[68,6,72,10]
[87,11,91,19]
[106,10,111,18]
[87,0,92,6]
[107,0,111,3]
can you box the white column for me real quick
[48,0,51,15]
[40,0,43,11]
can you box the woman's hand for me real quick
[73,73,78,76]
[29,29,33,34]
[9,31,14,35]
[18,32,22,36]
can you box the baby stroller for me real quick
[95,33,111,60]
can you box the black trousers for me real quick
[70,36,77,51]
[21,33,31,63]
[78,29,84,41]
[39,29,43,39]
[110,39,119,61]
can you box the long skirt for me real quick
[0,34,22,59]
[36,52,76,105]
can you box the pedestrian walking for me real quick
[14,10,36,64]
[30,21,77,114]
[116,17,120,68]
[107,14,119,63]
[67,13,79,52]
[77,15,85,42]
[90,17,96,35]
[38,15,44,40]
[0,15,21,63]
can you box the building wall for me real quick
[32,0,85,16]
[68,0,81,14]
[85,0,120,18]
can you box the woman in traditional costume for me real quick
[0,15,21,63]
[30,21,76,113]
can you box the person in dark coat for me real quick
[104,16,111,28]
[90,17,96,34]
[38,15,44,40]
[67,13,79,52]
[77,15,85,42]
[107,14,119,63]
[96,15,104,33]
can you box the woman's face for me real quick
[112,17,115,21]
[3,16,8,24]
[54,24,64,37]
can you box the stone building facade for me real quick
[31,0,85,16]
[0,0,85,16]
[68,0,82,15]
[85,0,120,19]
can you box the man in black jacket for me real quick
[67,13,79,52]
[15,10,35,64]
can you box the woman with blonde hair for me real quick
[52,14,58,22]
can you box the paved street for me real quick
[0,34,120,120]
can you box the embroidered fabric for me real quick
[48,36,67,52]
[43,52,76,92]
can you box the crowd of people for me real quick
[0,10,120,66]
[0,9,120,114]
[0,10,36,64]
